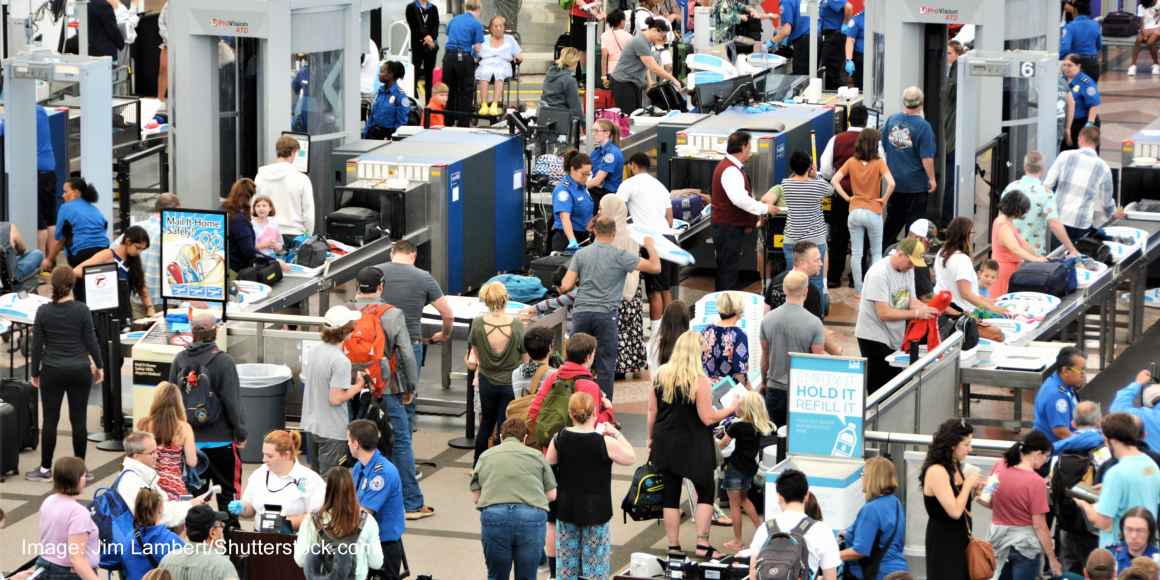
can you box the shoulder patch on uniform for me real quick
[603,153,615,164]
[558,191,570,202]
[1086,86,1097,97]
[1056,398,1069,413]
[370,475,385,491]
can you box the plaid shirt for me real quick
[1044,147,1114,230]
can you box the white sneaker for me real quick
[1152,64,1160,75]
[1128,64,1138,76]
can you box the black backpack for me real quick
[177,351,223,427]
[1051,450,1102,534]
[349,390,395,457]
[764,270,789,310]
[755,518,816,580]
[1008,259,1077,297]
[304,512,366,580]
[621,462,665,522]
[1075,236,1115,266]
[296,236,329,268]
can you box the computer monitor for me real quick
[756,73,809,101]
[694,74,757,113]
[864,107,883,129]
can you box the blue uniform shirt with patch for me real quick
[780,0,810,43]
[1069,72,1100,120]
[1110,543,1159,572]
[1034,372,1078,444]
[590,143,624,193]
[445,12,484,52]
[55,199,109,256]
[843,12,864,54]
[365,82,411,136]
[819,0,847,32]
[1060,15,1102,58]
[353,449,406,541]
[551,175,595,234]
[0,106,56,171]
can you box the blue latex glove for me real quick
[844,59,855,75]
[765,39,780,53]
[565,240,580,253]
[841,22,853,36]
[227,500,244,516]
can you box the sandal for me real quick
[667,545,683,556]
[694,543,720,560]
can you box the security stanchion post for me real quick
[447,367,476,449]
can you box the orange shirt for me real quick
[840,157,888,214]
[427,100,446,127]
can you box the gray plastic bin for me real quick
[237,363,293,463]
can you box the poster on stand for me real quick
[691,291,765,388]
[83,263,120,312]
[787,353,866,458]
[160,209,228,302]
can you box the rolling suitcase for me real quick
[0,379,38,479]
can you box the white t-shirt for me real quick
[934,251,979,313]
[241,461,326,522]
[617,173,672,232]
[854,257,916,349]
[1139,4,1160,29]
[748,511,842,574]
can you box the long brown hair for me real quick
[50,265,75,303]
[320,467,362,538]
[223,178,256,217]
[853,128,881,161]
[138,381,187,446]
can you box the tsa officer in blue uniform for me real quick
[770,0,812,75]
[818,0,851,90]
[551,150,595,253]
[842,10,865,90]
[1034,347,1088,445]
[1061,54,1101,151]
[443,0,485,127]
[1060,0,1103,81]
[349,419,407,580]
[585,118,624,208]
[365,61,411,140]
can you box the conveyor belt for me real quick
[1082,321,1160,407]
[244,235,399,314]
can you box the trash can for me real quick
[237,363,293,463]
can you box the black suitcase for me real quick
[1102,2,1139,37]
[1,379,38,478]
[530,254,571,291]
[326,207,383,247]
[646,81,687,112]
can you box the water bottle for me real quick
[979,474,1000,503]
[832,423,858,457]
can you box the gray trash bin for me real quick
[237,363,293,463]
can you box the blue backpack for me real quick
[488,274,547,304]
[90,470,140,570]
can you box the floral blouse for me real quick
[701,324,749,381]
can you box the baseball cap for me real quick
[323,305,363,328]
[902,86,924,108]
[908,218,933,238]
[357,267,384,293]
[898,239,927,268]
[1144,384,1160,408]
[185,504,229,537]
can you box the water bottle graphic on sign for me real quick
[832,423,858,457]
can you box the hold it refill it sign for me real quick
[787,354,867,459]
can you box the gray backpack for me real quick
[754,517,816,580]
[304,512,366,580]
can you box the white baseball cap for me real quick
[909,219,933,238]
[323,305,362,328]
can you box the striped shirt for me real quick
[1044,147,1114,230]
[781,177,833,244]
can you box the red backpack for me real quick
[343,303,399,397]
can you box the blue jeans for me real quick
[998,550,1041,580]
[384,393,425,511]
[16,250,43,281]
[847,209,883,293]
[783,241,828,311]
[571,310,619,399]
[480,503,548,580]
[408,341,425,426]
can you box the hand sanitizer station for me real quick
[766,353,868,531]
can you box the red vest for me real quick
[833,130,860,193]
[711,157,759,228]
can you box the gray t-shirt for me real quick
[378,261,444,340]
[610,34,653,87]
[568,242,640,314]
[301,342,354,441]
[854,257,916,349]
[759,303,825,390]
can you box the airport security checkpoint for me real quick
[3,0,1160,578]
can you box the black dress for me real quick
[923,467,971,580]
[555,428,613,527]
[649,385,715,486]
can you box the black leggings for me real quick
[39,365,93,469]
[660,469,714,509]
[473,373,515,464]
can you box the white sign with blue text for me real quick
[787,354,866,459]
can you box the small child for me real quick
[427,83,449,128]
[718,390,774,553]
[251,195,283,257]
[511,326,555,397]
[977,259,999,298]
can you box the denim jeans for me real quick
[16,250,43,281]
[571,310,619,400]
[847,209,883,293]
[408,342,426,427]
[384,393,425,511]
[998,550,1041,580]
[480,503,548,580]
[782,241,828,311]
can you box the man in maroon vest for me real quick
[820,104,880,288]
[711,131,778,291]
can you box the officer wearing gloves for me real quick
[769,0,811,75]
[227,430,325,533]
[551,150,596,253]
[842,8,864,89]
[818,0,852,90]
[1109,369,1160,451]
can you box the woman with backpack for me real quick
[34,457,100,580]
[122,489,185,580]
[648,330,740,560]
[136,381,199,500]
[294,467,383,580]
[839,457,907,579]
[26,266,104,482]
[977,430,1060,579]
[468,282,527,465]
[546,392,636,580]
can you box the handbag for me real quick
[236,256,283,285]
[964,513,996,580]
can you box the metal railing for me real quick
[865,332,965,436]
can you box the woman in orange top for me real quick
[831,128,895,295]
[991,190,1046,298]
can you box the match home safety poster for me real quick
[160,209,228,302]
